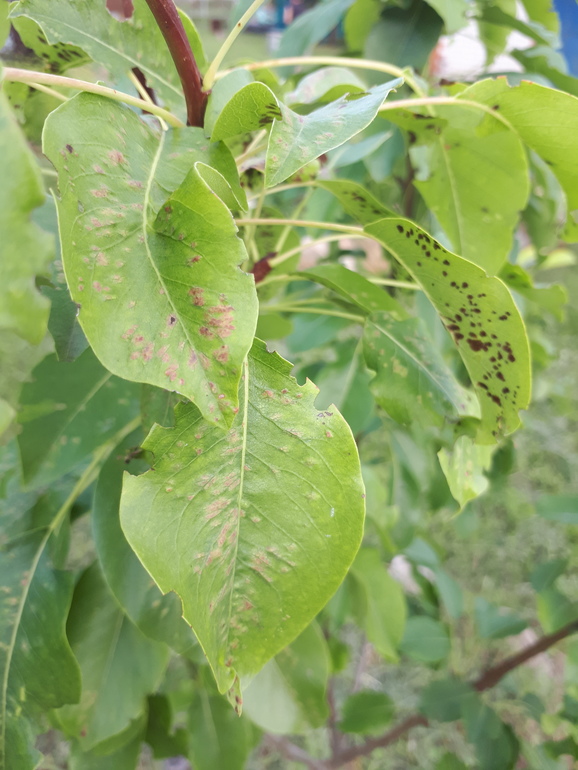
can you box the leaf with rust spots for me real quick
[458,79,578,243]
[317,179,395,225]
[365,218,531,443]
[10,0,207,118]
[120,339,365,701]
[43,95,255,427]
[266,79,403,187]
[364,313,479,428]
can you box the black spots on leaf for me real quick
[492,104,500,111]
[397,224,404,233]
[442,271,447,277]
[481,206,489,213]
[443,259,450,266]
[461,282,469,289]
[66,144,73,153]
[408,131,417,144]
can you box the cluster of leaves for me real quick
[1,0,578,768]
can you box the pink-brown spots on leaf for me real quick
[142,343,154,361]
[91,187,109,198]
[165,363,179,381]
[189,287,205,306]
[199,326,214,338]
[93,164,105,174]
[188,350,198,368]
[122,325,138,340]
[108,149,126,165]
[95,252,108,266]
[167,314,177,327]
[156,345,170,363]
[93,281,103,292]
[206,498,229,520]
[214,345,229,363]
[127,179,143,188]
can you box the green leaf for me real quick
[10,0,206,115]
[350,548,407,661]
[365,313,478,428]
[0,2,9,45]
[144,694,188,760]
[537,587,578,633]
[69,734,142,770]
[401,104,530,274]
[211,81,282,142]
[205,69,255,139]
[478,0,516,65]
[17,349,139,487]
[43,94,256,427]
[512,47,578,99]
[188,682,260,770]
[433,568,463,619]
[345,0,382,51]
[0,485,81,770]
[300,264,406,317]
[499,264,567,320]
[420,678,475,722]
[363,0,443,72]
[266,79,403,187]
[476,4,558,46]
[93,431,198,655]
[544,737,578,760]
[425,0,468,34]
[55,563,168,751]
[43,282,89,363]
[536,494,578,524]
[365,218,532,443]
[10,15,90,73]
[277,0,356,58]
[474,597,527,639]
[462,695,519,770]
[530,559,567,593]
[286,67,367,106]
[400,616,450,663]
[436,754,468,770]
[438,435,494,509]
[121,340,365,699]
[317,178,395,225]
[458,79,578,242]
[0,90,52,345]
[243,622,330,734]
[339,690,394,734]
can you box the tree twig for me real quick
[143,0,207,126]
[276,619,578,770]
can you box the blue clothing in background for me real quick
[553,0,578,75]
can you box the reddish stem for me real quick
[143,0,207,127]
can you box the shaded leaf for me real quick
[420,678,475,722]
[121,340,365,700]
[365,313,478,427]
[266,79,403,187]
[69,734,142,770]
[530,559,567,593]
[400,616,450,663]
[277,0,356,58]
[537,587,578,633]
[17,349,139,486]
[55,563,168,751]
[462,695,519,770]
[474,597,527,639]
[425,0,468,34]
[536,494,578,524]
[0,482,81,770]
[145,694,188,759]
[438,435,494,508]
[188,681,260,770]
[43,94,256,427]
[350,548,406,661]
[434,568,463,619]
[318,178,395,224]
[365,218,532,443]
[500,263,567,320]
[339,690,394,734]
[93,431,198,655]
[459,79,578,241]
[205,69,255,138]
[0,90,52,345]
[300,264,406,317]
[11,15,89,73]
[243,622,330,734]
[211,81,282,142]
[364,0,443,72]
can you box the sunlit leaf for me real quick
[365,218,531,442]
[458,79,578,241]
[43,94,256,426]
[266,79,403,187]
[121,340,365,701]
